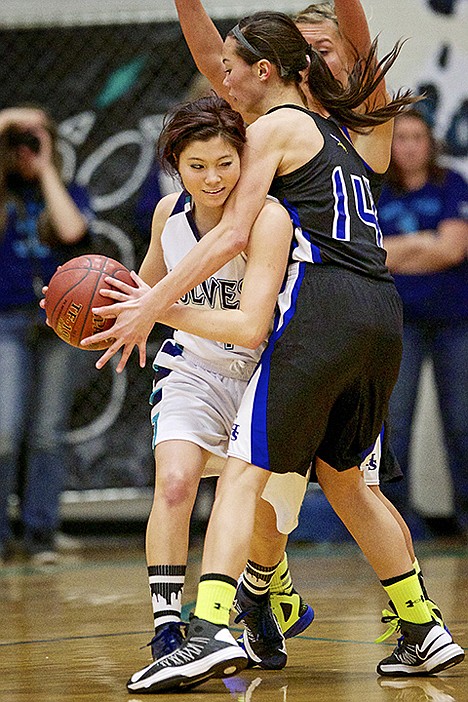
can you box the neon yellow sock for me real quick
[270,554,293,595]
[383,572,432,624]
[413,557,430,599]
[194,578,236,627]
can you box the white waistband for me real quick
[182,347,256,381]
[158,339,257,381]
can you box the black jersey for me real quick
[267,105,392,282]
[340,123,385,204]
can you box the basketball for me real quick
[44,254,135,350]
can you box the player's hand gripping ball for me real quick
[44,254,135,350]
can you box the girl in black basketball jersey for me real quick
[84,12,464,689]
[166,0,447,657]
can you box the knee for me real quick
[219,459,267,495]
[156,468,199,509]
[317,462,363,502]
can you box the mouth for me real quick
[203,188,225,195]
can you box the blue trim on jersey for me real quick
[310,241,323,263]
[184,196,202,241]
[151,412,160,450]
[160,339,183,358]
[339,124,374,173]
[149,388,163,406]
[170,191,201,241]
[250,342,273,470]
[274,261,306,338]
[282,197,301,228]
[249,262,306,469]
[282,198,323,264]
[171,191,187,216]
[340,124,351,140]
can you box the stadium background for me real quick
[1,0,466,530]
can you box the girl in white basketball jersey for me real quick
[117,94,313,667]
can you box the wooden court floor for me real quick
[1,535,466,702]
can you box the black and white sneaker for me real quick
[234,582,287,670]
[377,620,465,676]
[127,617,248,693]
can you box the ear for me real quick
[257,59,272,80]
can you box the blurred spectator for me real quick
[0,105,94,565]
[378,109,468,536]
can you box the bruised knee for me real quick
[155,467,200,508]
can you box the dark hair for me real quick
[228,12,419,133]
[385,109,445,192]
[158,94,246,175]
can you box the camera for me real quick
[5,128,41,154]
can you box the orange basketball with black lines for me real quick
[44,254,134,350]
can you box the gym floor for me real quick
[1,534,466,701]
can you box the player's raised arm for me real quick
[334,0,395,171]
[174,0,227,97]
[334,0,372,63]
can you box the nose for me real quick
[204,168,221,185]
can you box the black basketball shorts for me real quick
[228,262,403,477]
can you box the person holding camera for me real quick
[0,105,94,565]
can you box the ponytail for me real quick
[306,39,421,132]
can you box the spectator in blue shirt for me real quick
[0,106,94,564]
[378,109,468,536]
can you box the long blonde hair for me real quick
[294,3,338,28]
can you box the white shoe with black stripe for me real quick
[127,617,248,693]
[377,621,464,676]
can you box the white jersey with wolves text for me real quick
[161,191,265,368]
